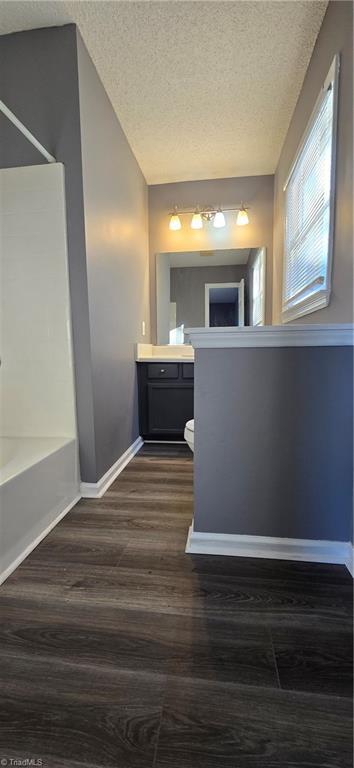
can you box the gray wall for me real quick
[0,24,96,479]
[194,347,353,542]
[77,33,150,480]
[149,175,274,340]
[273,0,353,324]
[170,265,248,328]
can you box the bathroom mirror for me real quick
[156,248,266,344]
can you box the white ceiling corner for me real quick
[0,1,328,184]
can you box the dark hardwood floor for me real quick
[0,444,352,767]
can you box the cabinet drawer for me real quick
[147,363,178,379]
[182,363,194,379]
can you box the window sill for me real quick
[282,290,330,324]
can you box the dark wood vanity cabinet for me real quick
[137,362,194,440]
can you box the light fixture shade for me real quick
[169,213,182,231]
[191,211,203,229]
[236,207,249,226]
[213,209,226,228]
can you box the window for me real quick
[251,248,266,326]
[282,56,339,322]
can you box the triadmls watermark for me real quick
[1,759,43,767]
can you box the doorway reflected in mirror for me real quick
[205,282,245,328]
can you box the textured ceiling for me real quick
[0,1,327,184]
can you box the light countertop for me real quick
[136,343,194,362]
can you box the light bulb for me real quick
[169,212,182,231]
[213,209,226,228]
[236,207,249,226]
[191,211,203,229]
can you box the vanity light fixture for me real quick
[168,204,250,230]
[191,209,203,229]
[169,206,182,231]
[236,204,250,226]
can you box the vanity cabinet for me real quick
[137,362,194,440]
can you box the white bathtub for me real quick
[0,436,80,583]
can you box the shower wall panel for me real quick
[0,163,76,438]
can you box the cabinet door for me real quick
[147,383,193,435]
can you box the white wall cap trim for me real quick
[185,324,354,348]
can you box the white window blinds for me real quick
[282,57,338,321]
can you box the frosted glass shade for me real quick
[169,213,182,230]
[213,210,226,228]
[191,212,203,229]
[236,208,249,226]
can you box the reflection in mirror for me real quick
[205,282,245,328]
[156,248,266,344]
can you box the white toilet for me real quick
[184,419,194,452]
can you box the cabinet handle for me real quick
[160,368,165,373]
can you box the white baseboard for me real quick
[0,493,81,586]
[80,436,143,498]
[186,524,354,575]
[144,440,186,444]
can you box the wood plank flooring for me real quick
[0,444,352,768]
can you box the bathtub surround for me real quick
[187,325,353,572]
[273,0,353,325]
[0,165,77,438]
[0,25,150,484]
[0,163,79,583]
[0,441,79,585]
[149,175,274,340]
